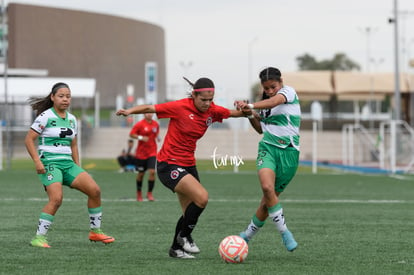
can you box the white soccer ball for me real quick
[218,235,248,263]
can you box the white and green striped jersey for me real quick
[30,107,77,162]
[258,85,301,150]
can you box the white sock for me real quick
[243,220,260,240]
[268,208,287,233]
[89,212,102,229]
[242,215,265,240]
[36,219,52,236]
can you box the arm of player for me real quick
[234,100,263,134]
[116,104,156,116]
[25,129,46,174]
[246,94,286,109]
[246,111,262,134]
[228,109,247,117]
[130,133,149,142]
[71,136,81,166]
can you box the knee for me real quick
[89,186,101,199]
[261,183,275,197]
[196,190,209,208]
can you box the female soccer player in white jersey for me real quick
[117,77,249,259]
[235,67,300,252]
[25,82,114,248]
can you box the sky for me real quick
[4,0,414,104]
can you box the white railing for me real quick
[342,123,379,166]
[343,120,414,174]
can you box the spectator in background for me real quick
[117,139,136,172]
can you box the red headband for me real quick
[193,88,215,92]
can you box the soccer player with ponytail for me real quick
[235,67,300,252]
[117,77,248,258]
[25,82,114,248]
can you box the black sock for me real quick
[172,216,184,249]
[148,180,155,192]
[180,202,205,237]
[136,180,142,192]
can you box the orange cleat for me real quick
[89,229,115,244]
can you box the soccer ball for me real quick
[218,235,248,263]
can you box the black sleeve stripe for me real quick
[30,127,41,134]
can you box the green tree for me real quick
[296,53,361,71]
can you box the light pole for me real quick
[389,0,401,121]
[248,37,258,100]
[369,57,384,129]
[359,27,377,73]
[1,0,9,169]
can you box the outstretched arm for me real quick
[236,94,286,110]
[234,100,263,134]
[116,104,156,116]
[229,109,248,118]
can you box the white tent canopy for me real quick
[0,77,96,103]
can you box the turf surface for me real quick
[1,160,414,274]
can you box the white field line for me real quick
[1,198,413,204]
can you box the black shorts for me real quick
[135,156,156,172]
[156,161,199,192]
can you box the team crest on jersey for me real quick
[47,173,54,181]
[206,117,212,126]
[69,120,75,129]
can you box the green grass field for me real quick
[1,159,414,274]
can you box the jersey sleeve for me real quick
[68,113,78,136]
[277,86,295,103]
[129,121,141,136]
[212,104,231,123]
[154,100,182,119]
[30,112,49,134]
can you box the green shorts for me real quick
[256,141,299,193]
[38,159,85,187]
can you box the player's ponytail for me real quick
[28,82,70,116]
[183,77,215,97]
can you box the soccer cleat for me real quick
[281,230,298,252]
[146,192,155,201]
[137,191,143,202]
[30,235,51,248]
[89,229,115,244]
[176,234,200,254]
[169,248,195,259]
[239,232,250,243]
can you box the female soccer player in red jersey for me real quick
[129,113,160,201]
[116,77,250,258]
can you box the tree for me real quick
[296,53,361,71]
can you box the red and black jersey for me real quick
[155,98,230,166]
[130,119,159,159]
